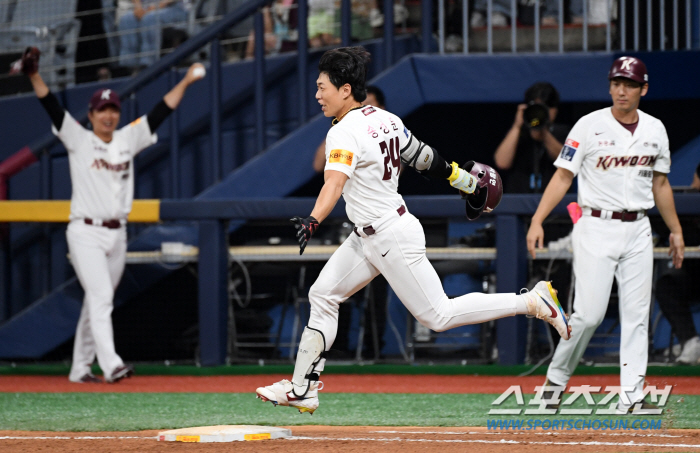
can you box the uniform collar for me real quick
[332,105,363,126]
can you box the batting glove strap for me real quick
[290,216,319,255]
[448,162,478,194]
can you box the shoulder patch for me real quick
[362,106,375,115]
[559,138,579,162]
[328,149,354,166]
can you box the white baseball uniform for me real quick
[546,107,671,405]
[307,106,522,349]
[54,111,157,382]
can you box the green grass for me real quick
[1,393,698,431]
[3,363,700,376]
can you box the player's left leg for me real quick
[369,213,568,336]
[615,218,654,408]
[257,233,379,414]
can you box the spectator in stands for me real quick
[655,162,700,364]
[493,82,570,194]
[313,85,389,358]
[245,0,298,58]
[308,0,339,48]
[118,0,189,70]
[471,0,510,27]
[542,0,583,26]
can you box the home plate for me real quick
[158,425,292,442]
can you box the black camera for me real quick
[523,101,549,129]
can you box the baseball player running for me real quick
[15,47,205,383]
[256,46,572,415]
[527,56,685,413]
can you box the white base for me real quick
[158,425,292,442]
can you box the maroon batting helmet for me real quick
[608,56,648,84]
[461,161,503,220]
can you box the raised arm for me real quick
[17,49,66,130]
[652,172,684,268]
[147,63,206,132]
[526,167,575,258]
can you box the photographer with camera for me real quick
[494,82,570,193]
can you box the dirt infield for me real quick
[3,426,700,452]
[2,374,700,393]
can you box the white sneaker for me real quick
[524,281,572,340]
[256,379,323,414]
[676,336,700,364]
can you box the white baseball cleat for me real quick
[256,379,323,415]
[524,281,572,340]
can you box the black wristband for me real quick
[38,91,65,130]
[146,99,174,132]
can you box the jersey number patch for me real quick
[380,137,400,180]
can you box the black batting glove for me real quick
[290,216,319,255]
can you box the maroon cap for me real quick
[608,56,648,84]
[88,88,121,111]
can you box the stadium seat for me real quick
[0,0,80,89]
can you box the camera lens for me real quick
[523,102,549,129]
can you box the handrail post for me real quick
[198,219,229,366]
[384,0,395,66]
[211,37,222,183]
[495,214,528,364]
[169,68,180,198]
[298,0,309,125]
[40,149,51,297]
[255,10,266,153]
[421,0,432,53]
[341,0,351,46]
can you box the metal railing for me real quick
[435,0,699,54]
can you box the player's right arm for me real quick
[29,71,65,131]
[313,139,327,173]
[526,167,575,258]
[526,116,589,258]
[310,170,349,223]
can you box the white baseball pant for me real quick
[547,214,653,405]
[67,221,126,381]
[307,208,522,348]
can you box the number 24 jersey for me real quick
[324,106,410,226]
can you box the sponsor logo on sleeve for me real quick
[328,149,354,166]
[560,139,579,161]
[362,106,375,115]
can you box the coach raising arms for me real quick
[527,56,684,412]
[14,47,205,383]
